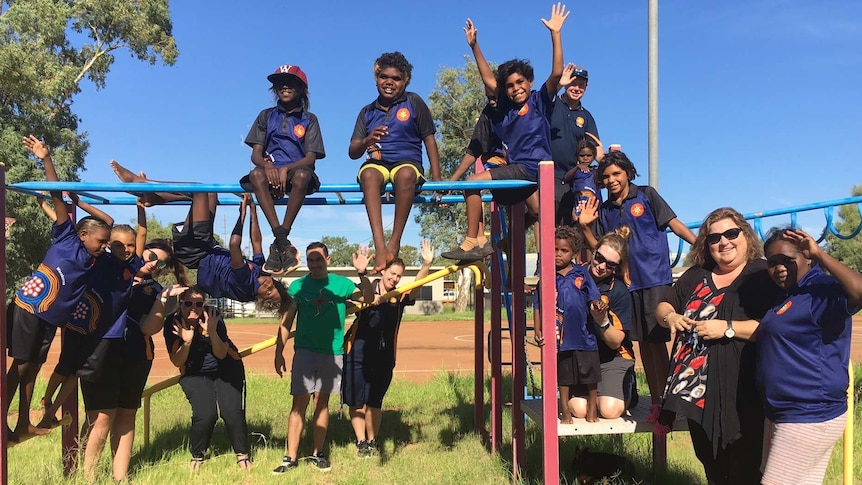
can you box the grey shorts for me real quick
[572,357,635,401]
[290,348,343,395]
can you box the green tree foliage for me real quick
[321,235,355,267]
[1,0,178,298]
[415,58,492,252]
[825,185,862,272]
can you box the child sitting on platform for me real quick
[533,226,607,423]
[442,4,569,261]
[241,64,325,275]
[349,51,441,274]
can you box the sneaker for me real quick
[356,440,372,459]
[264,243,285,275]
[441,245,487,261]
[309,452,332,472]
[368,438,380,456]
[282,242,300,274]
[272,456,297,474]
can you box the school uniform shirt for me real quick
[65,256,134,338]
[756,265,858,424]
[244,105,325,168]
[197,250,266,302]
[14,219,105,326]
[163,314,241,376]
[289,274,358,355]
[597,184,676,291]
[465,104,507,164]
[549,98,601,179]
[489,89,555,180]
[595,276,634,363]
[351,92,436,164]
[535,263,602,351]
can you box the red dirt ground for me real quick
[28,316,862,386]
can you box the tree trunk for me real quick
[454,267,472,312]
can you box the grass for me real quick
[7,366,862,484]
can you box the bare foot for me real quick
[15,423,51,437]
[586,402,599,423]
[110,160,146,183]
[560,413,574,425]
[371,249,392,275]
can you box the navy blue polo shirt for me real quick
[351,92,436,164]
[119,278,163,361]
[550,98,601,178]
[598,184,676,291]
[465,104,506,161]
[245,105,325,168]
[756,265,858,423]
[489,89,555,180]
[596,276,635,363]
[535,263,601,351]
[197,250,266,302]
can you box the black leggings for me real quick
[688,419,763,485]
[179,366,249,459]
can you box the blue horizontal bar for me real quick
[10,179,536,194]
[33,194,496,206]
[676,195,862,230]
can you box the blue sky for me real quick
[71,0,862,252]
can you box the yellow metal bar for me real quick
[843,361,854,485]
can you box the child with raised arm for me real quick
[241,65,325,275]
[442,4,569,261]
[534,226,607,423]
[578,151,697,422]
[273,242,373,474]
[349,51,441,274]
[6,135,113,440]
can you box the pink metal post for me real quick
[510,201,527,480]
[490,205,503,452]
[474,281,484,436]
[537,161,560,484]
[1,163,9,484]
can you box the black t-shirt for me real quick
[352,280,415,364]
[163,313,240,376]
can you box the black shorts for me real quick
[489,163,537,206]
[172,219,217,269]
[557,349,601,386]
[81,350,152,411]
[342,339,395,409]
[53,329,110,381]
[7,304,58,364]
[555,177,575,226]
[631,286,671,342]
[239,165,320,197]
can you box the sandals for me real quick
[237,454,253,471]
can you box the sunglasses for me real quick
[145,250,167,270]
[767,255,796,268]
[181,301,205,309]
[706,227,742,245]
[594,251,620,271]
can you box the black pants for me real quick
[688,419,763,485]
[179,365,249,459]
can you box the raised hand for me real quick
[352,245,371,273]
[464,18,478,47]
[578,197,600,226]
[174,322,195,344]
[22,135,49,159]
[541,3,570,33]
[559,63,576,86]
[783,229,821,260]
[201,305,218,335]
[420,240,435,266]
[161,284,189,300]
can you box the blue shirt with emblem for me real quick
[489,89,555,180]
[197,249,266,302]
[351,92,436,164]
[535,263,602,351]
[550,98,601,178]
[245,105,326,168]
[756,265,858,423]
[597,184,677,291]
[65,256,134,337]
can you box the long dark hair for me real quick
[145,238,190,286]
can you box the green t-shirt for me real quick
[288,273,357,354]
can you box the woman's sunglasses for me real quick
[181,301,205,309]
[706,228,742,246]
[145,250,167,270]
[594,251,620,271]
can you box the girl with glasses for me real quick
[655,207,776,484]
[164,287,251,472]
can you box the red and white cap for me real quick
[267,65,308,87]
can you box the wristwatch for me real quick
[598,317,611,330]
[160,293,169,304]
[724,320,736,339]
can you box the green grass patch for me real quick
[8,365,861,484]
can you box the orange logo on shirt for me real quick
[576,116,585,127]
[601,295,610,304]
[518,104,530,116]
[574,276,584,289]
[293,124,306,138]
[396,108,411,121]
[630,203,645,217]
[776,300,793,315]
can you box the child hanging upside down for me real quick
[241,64,325,275]
[349,51,441,274]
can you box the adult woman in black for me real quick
[655,207,775,484]
[164,286,251,471]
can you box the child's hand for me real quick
[366,125,388,145]
[783,229,821,260]
[541,3,570,33]
[559,63,576,87]
[464,18,478,46]
[578,197,599,226]
[22,135,49,159]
